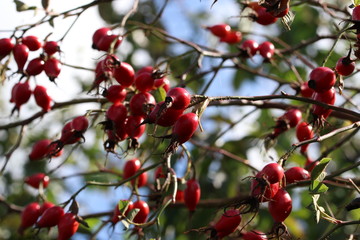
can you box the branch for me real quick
[0,98,107,130]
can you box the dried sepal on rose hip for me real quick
[49,116,89,155]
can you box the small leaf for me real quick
[118,200,130,213]
[41,0,50,10]
[14,0,37,11]
[316,209,321,223]
[121,219,130,230]
[311,158,331,182]
[153,87,166,103]
[126,208,140,222]
[310,179,328,194]
[49,18,55,28]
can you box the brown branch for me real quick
[0,98,107,130]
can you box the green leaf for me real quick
[127,208,140,222]
[310,158,331,182]
[153,87,166,103]
[310,158,330,194]
[354,0,360,7]
[14,0,37,11]
[49,18,55,28]
[121,219,130,230]
[310,180,329,194]
[118,200,131,213]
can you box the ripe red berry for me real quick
[312,87,336,120]
[285,166,310,184]
[112,62,135,87]
[166,87,191,110]
[335,57,355,76]
[123,158,147,187]
[44,58,62,81]
[97,34,122,52]
[300,81,314,98]
[172,112,199,144]
[352,6,360,21]
[18,202,41,235]
[39,202,55,215]
[0,38,14,59]
[146,101,184,127]
[111,201,134,224]
[101,54,121,72]
[129,92,156,117]
[135,66,153,77]
[135,72,155,92]
[43,41,60,55]
[24,173,50,189]
[184,178,201,211]
[25,57,45,76]
[125,115,146,140]
[106,103,128,124]
[132,200,150,224]
[71,116,89,133]
[59,121,81,145]
[123,158,141,179]
[175,189,185,202]
[206,24,231,38]
[219,30,242,44]
[240,39,259,57]
[13,43,29,72]
[258,41,275,59]
[280,108,302,128]
[92,27,112,49]
[254,5,278,25]
[259,163,284,184]
[296,122,314,154]
[154,77,170,92]
[12,81,32,110]
[251,173,279,202]
[103,85,127,103]
[308,67,336,93]
[268,188,292,222]
[29,139,52,160]
[57,213,79,240]
[36,206,64,228]
[33,85,52,112]
[22,36,42,51]
[213,209,241,239]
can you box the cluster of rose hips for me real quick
[18,201,79,240]
[20,26,202,238]
[0,35,62,114]
[246,2,289,26]
[201,162,310,239]
[21,117,90,238]
[209,209,267,239]
[10,81,52,113]
[265,107,317,170]
[206,23,276,60]
[249,163,309,236]
[0,36,61,77]
[206,24,242,44]
[90,27,199,154]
